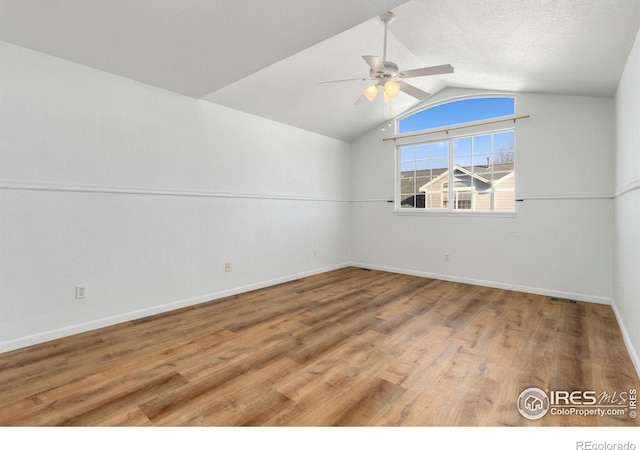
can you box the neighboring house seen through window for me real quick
[397,97,515,212]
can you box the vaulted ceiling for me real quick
[1,0,639,141]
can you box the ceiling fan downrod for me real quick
[379,11,395,63]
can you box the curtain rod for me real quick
[382,114,531,142]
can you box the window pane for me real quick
[415,145,430,160]
[454,156,472,170]
[431,157,448,171]
[493,130,515,165]
[431,142,449,158]
[493,150,514,165]
[400,177,414,190]
[454,137,472,156]
[400,147,416,161]
[398,141,450,211]
[400,194,416,208]
[415,177,429,192]
[473,134,492,154]
[455,173,473,189]
[426,192,445,209]
[415,160,432,171]
[494,131,514,152]
[475,190,492,211]
[474,154,491,173]
[400,161,415,172]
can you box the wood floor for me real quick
[0,267,638,426]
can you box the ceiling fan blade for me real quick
[318,77,369,84]
[362,55,384,74]
[398,81,430,101]
[400,64,454,79]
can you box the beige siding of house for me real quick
[494,189,515,211]
[424,178,447,208]
[496,174,514,189]
[494,174,515,211]
[475,190,492,211]
[425,191,444,208]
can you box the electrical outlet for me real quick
[224,262,231,272]
[76,284,87,299]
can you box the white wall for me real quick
[614,27,640,375]
[350,88,614,304]
[0,41,351,352]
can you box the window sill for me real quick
[394,209,517,218]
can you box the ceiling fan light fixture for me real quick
[383,80,399,103]
[384,80,399,95]
[363,84,378,102]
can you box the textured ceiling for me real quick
[1,0,639,142]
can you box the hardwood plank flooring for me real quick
[0,267,638,426]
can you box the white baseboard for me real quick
[610,300,640,380]
[0,263,349,354]
[350,262,612,305]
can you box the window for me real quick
[397,97,516,212]
[398,97,515,134]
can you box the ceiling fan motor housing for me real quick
[370,61,399,79]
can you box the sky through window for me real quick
[398,97,515,134]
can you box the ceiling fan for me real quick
[321,11,453,104]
